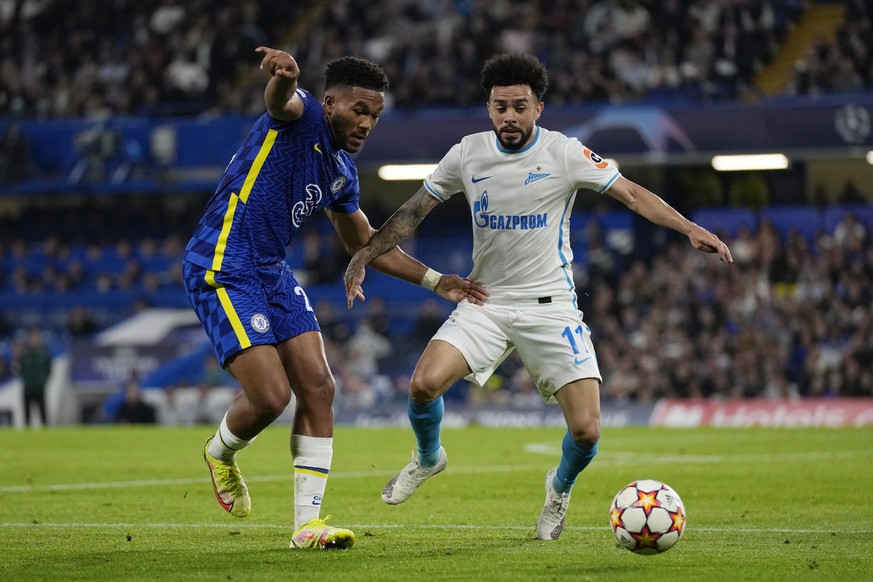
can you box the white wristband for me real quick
[420,268,442,292]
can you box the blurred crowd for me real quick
[300,0,806,107]
[788,0,873,95]
[1,0,871,410]
[1,203,871,408]
[1,0,308,118]
[8,0,872,119]
[289,206,873,407]
[590,211,872,403]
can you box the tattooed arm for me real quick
[357,186,438,262]
[345,186,442,306]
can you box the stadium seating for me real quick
[758,204,824,244]
[2,1,871,420]
[691,208,758,238]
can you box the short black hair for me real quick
[480,53,549,101]
[324,57,389,92]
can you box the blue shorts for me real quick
[182,260,320,366]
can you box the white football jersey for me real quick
[424,126,621,304]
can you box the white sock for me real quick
[208,413,255,463]
[292,434,333,529]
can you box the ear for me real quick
[535,100,544,119]
[322,94,335,116]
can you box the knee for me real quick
[294,372,336,410]
[568,417,600,446]
[409,370,441,403]
[252,387,292,419]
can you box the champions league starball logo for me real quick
[834,104,871,145]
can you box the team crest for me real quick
[250,314,270,333]
[524,169,550,185]
[331,176,347,193]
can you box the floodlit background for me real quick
[1,0,872,429]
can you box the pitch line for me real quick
[0,522,870,535]
[525,444,873,464]
[5,447,871,493]
[0,464,547,493]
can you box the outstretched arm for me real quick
[606,176,733,263]
[329,188,487,307]
[256,46,304,121]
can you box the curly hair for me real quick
[324,57,389,92]
[480,53,549,101]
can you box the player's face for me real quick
[486,85,543,151]
[323,86,385,153]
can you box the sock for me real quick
[292,434,333,530]
[553,429,599,494]
[407,395,444,467]
[208,413,255,463]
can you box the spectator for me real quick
[302,231,345,285]
[159,385,187,426]
[0,310,11,338]
[837,179,868,204]
[67,305,99,338]
[363,296,392,339]
[115,377,157,424]
[410,299,445,347]
[345,321,392,380]
[0,354,11,382]
[832,211,866,247]
[0,125,32,183]
[15,328,53,428]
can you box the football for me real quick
[609,479,686,555]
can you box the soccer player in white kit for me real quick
[344,53,733,540]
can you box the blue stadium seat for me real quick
[691,207,757,238]
[823,204,873,234]
[758,205,823,244]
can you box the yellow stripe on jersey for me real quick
[202,130,276,351]
[204,269,251,350]
[210,130,276,270]
[211,192,240,272]
[239,129,277,203]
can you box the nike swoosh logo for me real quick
[574,356,592,366]
[471,175,492,183]
[314,143,323,154]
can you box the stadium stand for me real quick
[1,1,871,425]
[2,200,872,424]
[1,0,816,119]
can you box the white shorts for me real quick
[432,300,602,403]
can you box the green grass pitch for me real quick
[3,424,872,581]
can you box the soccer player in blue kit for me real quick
[182,46,487,549]
[345,53,732,541]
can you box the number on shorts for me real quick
[561,325,590,356]
[294,286,314,312]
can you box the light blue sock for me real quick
[553,429,599,494]
[407,396,444,467]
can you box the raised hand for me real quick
[255,46,299,79]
